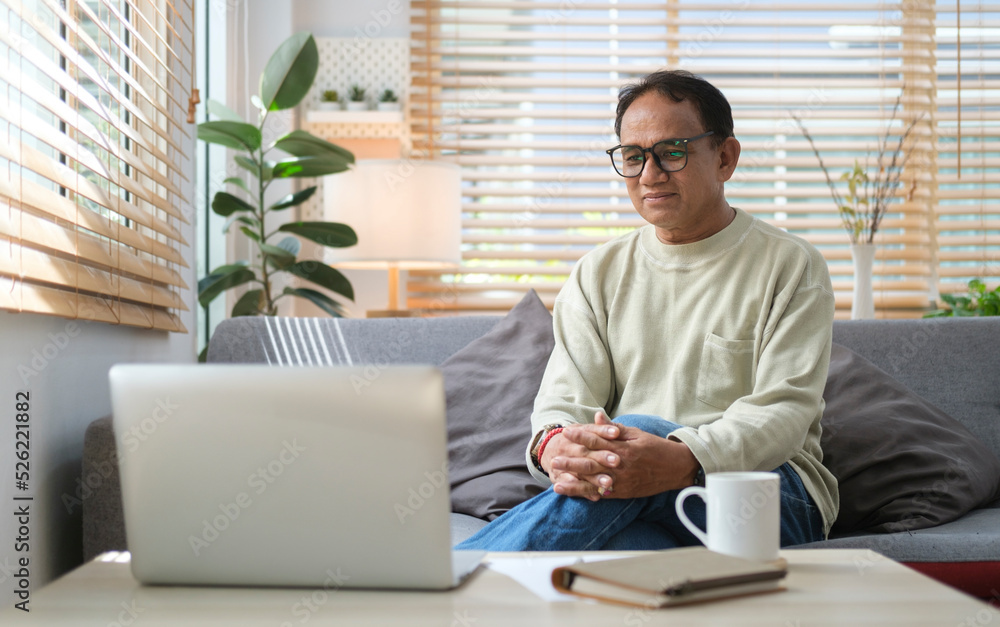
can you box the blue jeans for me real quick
[456,415,824,551]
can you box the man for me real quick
[457,70,838,551]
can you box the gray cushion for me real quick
[445,290,553,520]
[821,343,1000,535]
[831,318,1000,461]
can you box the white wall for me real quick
[293,0,411,38]
[0,314,196,608]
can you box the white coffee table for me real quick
[1,549,995,626]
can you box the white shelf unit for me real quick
[305,110,403,125]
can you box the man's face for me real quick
[618,91,740,244]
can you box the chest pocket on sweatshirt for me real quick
[696,333,756,410]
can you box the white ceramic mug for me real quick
[675,471,781,562]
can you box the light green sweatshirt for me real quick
[526,207,839,536]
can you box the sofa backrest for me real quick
[208,315,503,367]
[209,315,1000,459]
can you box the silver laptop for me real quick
[109,363,484,589]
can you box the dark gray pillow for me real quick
[821,343,1000,535]
[444,290,553,520]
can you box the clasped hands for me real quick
[539,412,699,502]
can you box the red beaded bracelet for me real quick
[535,427,564,470]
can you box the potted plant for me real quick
[318,89,339,111]
[346,84,368,111]
[925,279,1000,317]
[792,97,922,319]
[377,88,400,112]
[197,32,357,347]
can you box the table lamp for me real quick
[323,159,462,317]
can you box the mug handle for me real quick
[674,486,709,546]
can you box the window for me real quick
[1,0,193,331]
[410,0,999,317]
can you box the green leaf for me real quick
[233,156,273,182]
[286,261,354,300]
[240,226,261,242]
[231,289,265,317]
[223,177,252,195]
[198,264,257,308]
[260,32,319,112]
[211,191,256,217]
[969,279,986,294]
[282,286,347,317]
[198,121,262,152]
[275,235,301,257]
[207,99,243,122]
[272,130,355,162]
[278,221,358,248]
[269,186,317,212]
[272,156,351,179]
[223,214,260,234]
[259,242,296,269]
[234,155,259,173]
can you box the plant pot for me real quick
[317,101,340,111]
[346,101,368,111]
[851,243,876,320]
[377,102,400,112]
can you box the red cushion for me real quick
[903,561,1000,599]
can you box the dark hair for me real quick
[614,70,733,146]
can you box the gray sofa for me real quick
[82,315,1000,597]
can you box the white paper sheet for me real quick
[485,554,623,602]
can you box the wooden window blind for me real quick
[0,0,192,331]
[934,2,1000,298]
[409,0,999,317]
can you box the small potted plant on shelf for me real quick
[377,88,400,112]
[318,89,339,111]
[346,84,367,111]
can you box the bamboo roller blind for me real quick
[1,0,192,331]
[409,0,999,318]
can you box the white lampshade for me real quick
[323,159,462,269]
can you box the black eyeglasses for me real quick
[606,131,715,177]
